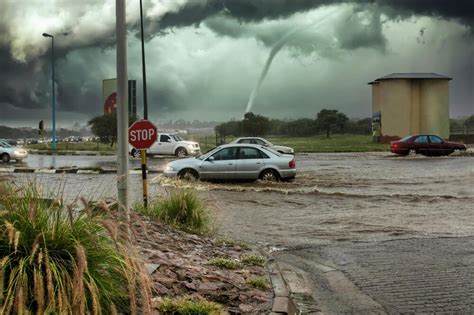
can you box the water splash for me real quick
[245,8,338,114]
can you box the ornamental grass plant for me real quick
[139,189,210,234]
[0,180,152,314]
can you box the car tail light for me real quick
[289,159,296,169]
[392,143,399,148]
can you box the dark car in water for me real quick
[390,135,467,156]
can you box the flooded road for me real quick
[152,152,474,247]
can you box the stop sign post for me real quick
[129,120,157,208]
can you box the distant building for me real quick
[102,78,137,116]
[369,73,451,142]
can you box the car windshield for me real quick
[171,135,183,141]
[0,141,12,148]
[197,146,220,160]
[399,136,412,142]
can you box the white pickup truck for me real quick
[130,133,200,158]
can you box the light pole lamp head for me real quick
[42,33,53,38]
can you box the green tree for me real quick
[315,109,349,138]
[214,120,239,137]
[88,113,137,146]
[285,118,317,136]
[240,112,271,136]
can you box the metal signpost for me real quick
[128,120,158,207]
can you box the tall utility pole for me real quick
[116,0,130,232]
[139,0,149,208]
[42,33,56,150]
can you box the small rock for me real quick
[145,263,160,275]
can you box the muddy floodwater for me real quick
[7,152,474,248]
[154,152,474,247]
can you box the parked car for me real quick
[1,139,18,146]
[0,141,28,163]
[164,143,296,181]
[230,137,294,155]
[390,135,467,156]
[130,133,200,158]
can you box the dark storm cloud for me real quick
[155,0,474,29]
[1,0,474,123]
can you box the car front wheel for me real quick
[178,169,198,181]
[175,147,187,158]
[1,153,10,163]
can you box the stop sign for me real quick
[128,120,158,149]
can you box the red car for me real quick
[390,135,467,156]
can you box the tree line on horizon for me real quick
[215,110,370,138]
[215,111,474,138]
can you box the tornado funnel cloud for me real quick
[245,9,338,114]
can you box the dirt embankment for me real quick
[131,213,273,313]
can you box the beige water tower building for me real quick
[369,73,451,142]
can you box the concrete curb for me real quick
[28,150,115,156]
[269,258,323,315]
[0,167,163,175]
[268,260,298,315]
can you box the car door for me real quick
[428,135,445,156]
[200,147,237,179]
[413,135,430,155]
[235,147,264,180]
[157,134,175,155]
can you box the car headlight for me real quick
[165,165,175,171]
[13,150,22,155]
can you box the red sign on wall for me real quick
[128,120,157,149]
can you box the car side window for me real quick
[252,139,266,145]
[238,147,262,159]
[160,135,171,142]
[258,149,269,159]
[211,147,237,161]
[414,136,429,143]
[429,136,443,144]
[240,139,252,144]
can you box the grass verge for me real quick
[189,134,389,153]
[26,142,116,152]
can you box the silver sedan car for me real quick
[164,144,296,181]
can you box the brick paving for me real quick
[316,237,474,314]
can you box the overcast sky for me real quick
[0,0,473,128]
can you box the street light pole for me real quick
[139,0,149,208]
[42,33,56,150]
[116,0,130,237]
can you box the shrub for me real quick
[0,182,151,314]
[157,295,225,315]
[240,254,266,267]
[207,258,240,270]
[246,277,268,290]
[138,190,210,234]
